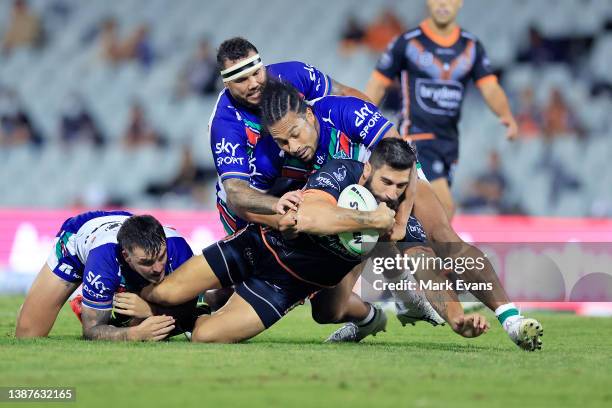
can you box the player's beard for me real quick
[364,176,400,211]
[236,87,264,110]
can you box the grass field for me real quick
[1,295,611,408]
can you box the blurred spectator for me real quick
[128,24,154,69]
[461,151,510,214]
[339,15,365,56]
[1,0,42,55]
[99,17,122,62]
[59,93,105,147]
[99,18,154,68]
[539,148,581,204]
[517,26,555,65]
[145,146,215,204]
[0,87,42,147]
[515,87,543,138]
[363,8,404,53]
[122,102,164,149]
[542,88,582,139]
[175,39,219,99]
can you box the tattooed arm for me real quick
[282,190,395,236]
[81,306,175,341]
[223,179,280,216]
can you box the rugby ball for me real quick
[337,184,380,256]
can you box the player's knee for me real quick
[311,307,345,324]
[191,327,238,343]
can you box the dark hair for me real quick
[260,79,308,130]
[216,37,258,71]
[368,138,416,171]
[117,215,166,257]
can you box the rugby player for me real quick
[253,79,443,338]
[141,139,490,343]
[15,212,199,341]
[210,37,370,234]
[207,36,390,317]
[259,82,543,351]
[364,0,518,220]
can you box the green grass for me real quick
[1,295,611,408]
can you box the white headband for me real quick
[221,54,263,83]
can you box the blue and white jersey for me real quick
[48,211,193,311]
[250,95,394,192]
[208,61,332,234]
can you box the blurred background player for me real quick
[16,212,199,341]
[364,0,518,220]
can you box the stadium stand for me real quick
[0,0,610,216]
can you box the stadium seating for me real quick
[0,0,610,216]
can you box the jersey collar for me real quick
[420,18,460,48]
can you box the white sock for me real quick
[495,303,522,332]
[355,304,375,327]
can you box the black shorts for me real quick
[415,139,458,184]
[202,225,322,328]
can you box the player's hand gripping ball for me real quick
[337,184,380,256]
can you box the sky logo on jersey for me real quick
[215,138,240,156]
[354,103,374,127]
[359,111,383,139]
[86,271,109,294]
[217,156,244,167]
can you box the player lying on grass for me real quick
[258,82,543,351]
[16,212,202,341]
[141,139,490,343]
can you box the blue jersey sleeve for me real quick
[166,236,194,272]
[249,136,284,192]
[81,244,121,310]
[268,61,331,100]
[210,113,251,183]
[318,96,394,150]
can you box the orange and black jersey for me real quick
[374,20,497,141]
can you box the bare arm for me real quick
[81,306,133,341]
[478,79,518,140]
[223,179,301,229]
[81,305,176,341]
[224,178,279,216]
[406,245,490,338]
[285,192,395,236]
[330,78,372,102]
[364,71,392,106]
